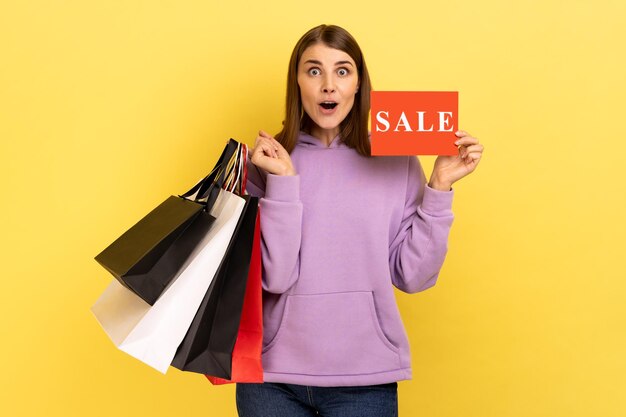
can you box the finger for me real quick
[455,136,479,147]
[464,152,482,164]
[455,130,477,139]
[269,137,289,157]
[459,144,484,158]
[256,137,279,158]
[260,136,284,158]
[259,134,280,153]
[256,136,273,145]
[269,136,280,145]
[255,141,278,159]
[259,129,274,140]
[465,144,484,152]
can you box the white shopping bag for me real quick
[91,188,246,374]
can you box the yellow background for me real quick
[1,1,624,416]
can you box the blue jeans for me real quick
[235,382,398,417]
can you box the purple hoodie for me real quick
[245,130,454,387]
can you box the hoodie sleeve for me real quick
[246,155,303,294]
[389,156,454,294]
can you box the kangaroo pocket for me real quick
[262,291,401,376]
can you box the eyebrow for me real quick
[303,59,354,67]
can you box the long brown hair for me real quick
[275,24,372,157]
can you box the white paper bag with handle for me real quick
[91,187,246,373]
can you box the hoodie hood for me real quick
[296,130,348,149]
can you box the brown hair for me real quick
[274,24,372,157]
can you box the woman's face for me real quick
[297,43,359,140]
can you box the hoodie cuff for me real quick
[265,174,300,202]
[420,184,454,216]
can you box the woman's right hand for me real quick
[250,130,297,176]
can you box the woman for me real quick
[237,24,483,416]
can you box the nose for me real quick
[321,74,336,93]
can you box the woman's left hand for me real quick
[428,130,483,190]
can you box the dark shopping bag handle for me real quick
[196,140,247,209]
[180,139,238,198]
[179,139,241,211]
[198,140,244,201]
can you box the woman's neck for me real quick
[309,126,340,147]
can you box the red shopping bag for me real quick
[206,210,263,385]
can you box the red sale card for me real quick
[370,91,458,156]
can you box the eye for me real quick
[308,68,321,76]
[337,68,350,76]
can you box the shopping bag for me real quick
[171,195,259,376]
[93,140,239,305]
[91,139,248,374]
[91,187,245,373]
[206,210,263,385]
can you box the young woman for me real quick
[237,24,483,417]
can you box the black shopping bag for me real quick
[171,195,259,377]
[94,139,240,305]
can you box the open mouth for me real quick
[319,101,338,110]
